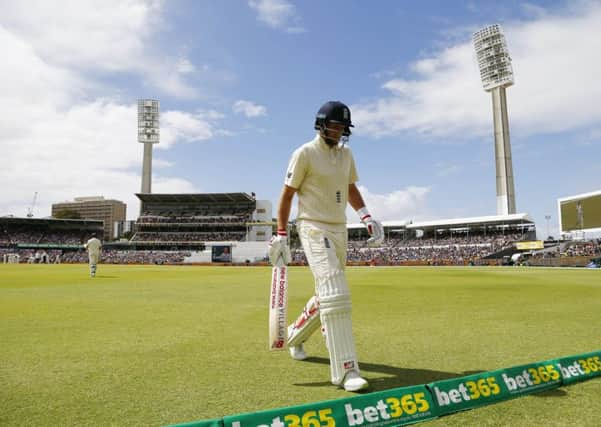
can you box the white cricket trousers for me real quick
[298,221,360,384]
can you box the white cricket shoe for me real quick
[289,344,307,361]
[342,371,369,392]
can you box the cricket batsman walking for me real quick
[268,100,384,392]
[84,234,102,278]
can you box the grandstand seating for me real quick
[0,218,102,246]
[3,208,599,266]
[59,249,192,265]
[292,233,527,266]
[131,215,250,243]
[131,193,256,245]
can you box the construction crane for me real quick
[26,192,38,218]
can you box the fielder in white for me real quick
[269,101,384,392]
[84,234,102,278]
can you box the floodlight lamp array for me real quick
[473,24,514,91]
[137,99,160,143]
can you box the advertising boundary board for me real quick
[168,350,601,427]
[428,359,563,416]
[556,350,601,385]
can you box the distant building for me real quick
[52,196,126,241]
[113,219,137,240]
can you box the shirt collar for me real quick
[314,133,336,151]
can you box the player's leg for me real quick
[304,224,368,391]
[287,295,320,360]
[89,253,98,277]
[286,223,322,359]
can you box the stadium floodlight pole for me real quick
[138,99,160,197]
[473,24,516,215]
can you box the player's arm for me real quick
[348,183,366,211]
[348,183,384,246]
[277,185,297,232]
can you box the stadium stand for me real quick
[0,217,103,263]
[291,214,537,266]
[3,209,599,267]
[0,217,102,245]
[59,249,192,265]
[1,193,273,265]
[132,193,256,245]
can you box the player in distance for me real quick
[269,101,384,392]
[84,234,102,278]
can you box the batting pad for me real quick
[288,295,321,347]
[318,270,359,385]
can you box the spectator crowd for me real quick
[132,231,246,242]
[132,214,250,243]
[291,233,523,265]
[137,214,252,224]
[3,223,600,266]
[561,239,601,257]
[0,227,90,245]
[61,249,192,265]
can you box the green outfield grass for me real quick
[1,264,600,426]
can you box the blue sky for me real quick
[1,0,600,238]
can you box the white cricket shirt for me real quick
[85,238,102,255]
[284,134,358,229]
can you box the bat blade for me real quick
[268,261,288,351]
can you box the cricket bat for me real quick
[268,256,288,351]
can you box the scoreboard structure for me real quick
[558,190,601,236]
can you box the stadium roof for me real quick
[347,220,412,230]
[347,213,534,231]
[135,193,255,204]
[407,213,535,230]
[0,216,103,227]
[347,213,534,230]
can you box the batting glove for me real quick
[268,230,292,266]
[358,207,384,246]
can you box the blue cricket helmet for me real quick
[314,101,354,136]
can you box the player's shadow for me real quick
[295,357,484,391]
[92,276,118,279]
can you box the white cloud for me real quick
[0,0,198,98]
[248,0,306,33]
[0,3,226,220]
[0,99,209,219]
[153,159,174,168]
[233,100,267,118]
[353,2,601,140]
[177,58,196,74]
[160,110,221,149]
[0,26,89,110]
[589,129,601,141]
[346,186,432,222]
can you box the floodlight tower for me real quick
[473,24,516,215]
[138,99,160,194]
